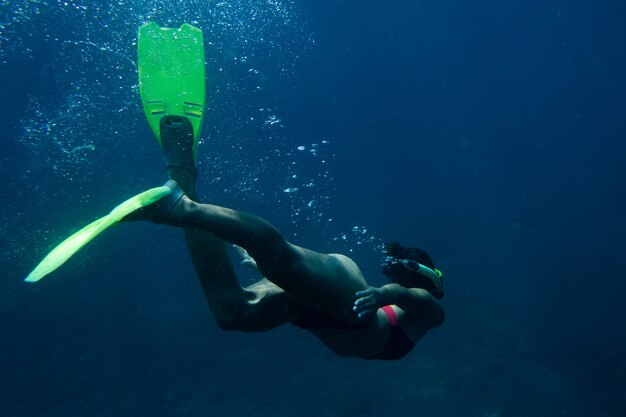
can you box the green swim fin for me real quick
[24,185,173,283]
[138,22,206,163]
[25,23,206,283]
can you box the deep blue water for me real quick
[1,1,625,416]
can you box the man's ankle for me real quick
[167,166,197,199]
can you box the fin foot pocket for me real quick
[160,116,198,180]
[122,180,184,223]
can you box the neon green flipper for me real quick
[24,186,172,283]
[138,22,206,163]
[25,22,205,283]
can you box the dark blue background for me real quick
[1,1,625,416]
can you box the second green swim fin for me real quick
[138,22,206,163]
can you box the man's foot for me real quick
[233,244,259,270]
[123,180,185,223]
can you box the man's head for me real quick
[382,241,444,299]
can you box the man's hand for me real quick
[353,287,386,319]
[233,245,259,270]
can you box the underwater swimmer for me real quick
[127,115,445,360]
[25,23,443,360]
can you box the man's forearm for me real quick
[379,283,444,328]
[380,283,413,308]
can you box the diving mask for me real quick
[399,259,443,292]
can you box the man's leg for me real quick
[167,166,251,329]
[163,122,296,331]
[164,193,369,322]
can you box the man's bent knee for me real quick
[209,299,251,331]
[209,295,292,333]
